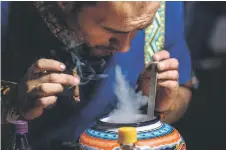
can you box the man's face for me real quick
[66,2,161,57]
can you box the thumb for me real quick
[21,106,43,120]
[155,88,175,112]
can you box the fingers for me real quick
[138,50,180,113]
[32,58,66,73]
[140,64,179,81]
[155,92,175,112]
[158,80,178,91]
[157,58,179,71]
[157,70,179,81]
[20,58,82,120]
[30,83,64,97]
[22,96,57,120]
[35,96,58,108]
[40,73,80,86]
[152,50,170,61]
[22,105,44,120]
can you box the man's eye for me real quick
[103,26,130,34]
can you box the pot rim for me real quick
[95,114,160,129]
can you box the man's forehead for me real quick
[110,2,160,14]
[95,2,161,31]
[95,2,160,16]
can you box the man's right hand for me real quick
[18,58,80,120]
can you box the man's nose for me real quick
[114,33,132,53]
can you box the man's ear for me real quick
[57,1,74,14]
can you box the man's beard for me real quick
[78,43,114,61]
[73,43,113,78]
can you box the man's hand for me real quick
[137,50,179,112]
[18,58,80,120]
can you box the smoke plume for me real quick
[108,65,154,123]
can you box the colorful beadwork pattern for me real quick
[80,121,186,150]
[144,1,165,65]
[85,124,173,140]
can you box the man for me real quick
[2,1,193,149]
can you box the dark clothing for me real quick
[2,2,66,82]
[2,2,111,149]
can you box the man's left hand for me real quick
[137,50,179,112]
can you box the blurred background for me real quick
[174,2,226,150]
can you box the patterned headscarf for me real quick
[33,2,108,85]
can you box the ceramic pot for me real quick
[79,115,186,150]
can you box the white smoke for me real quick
[108,65,154,123]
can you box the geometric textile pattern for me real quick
[144,1,165,66]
